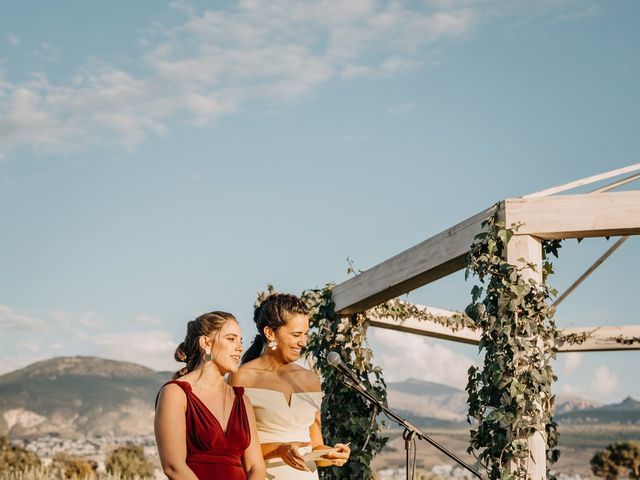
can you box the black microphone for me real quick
[327,351,369,392]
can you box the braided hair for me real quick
[173,311,237,379]
[241,293,309,364]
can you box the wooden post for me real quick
[506,235,547,480]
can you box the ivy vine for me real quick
[301,286,389,480]
[370,298,476,331]
[256,218,638,480]
[255,285,388,480]
[464,214,560,480]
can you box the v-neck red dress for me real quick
[166,380,251,479]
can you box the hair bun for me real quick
[253,304,263,324]
[174,342,187,362]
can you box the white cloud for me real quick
[0,0,589,158]
[591,366,619,396]
[554,3,600,23]
[34,42,63,63]
[371,328,476,388]
[558,364,621,402]
[7,34,20,46]
[0,1,488,158]
[93,330,179,372]
[563,352,582,374]
[0,307,179,374]
[131,314,164,325]
[0,305,46,331]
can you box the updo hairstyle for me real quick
[173,311,237,379]
[241,293,309,364]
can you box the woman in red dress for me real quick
[155,311,265,479]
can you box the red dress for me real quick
[165,381,251,480]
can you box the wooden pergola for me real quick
[330,164,640,479]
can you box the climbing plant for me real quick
[464,214,560,480]
[255,285,388,480]
[256,222,638,480]
[301,286,388,480]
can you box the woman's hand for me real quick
[275,441,312,471]
[316,443,351,467]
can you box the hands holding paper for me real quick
[272,441,313,471]
[314,442,351,467]
[270,441,350,471]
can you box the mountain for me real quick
[1,357,637,439]
[556,397,640,424]
[554,395,603,415]
[0,357,171,438]
[385,380,615,428]
[385,378,468,427]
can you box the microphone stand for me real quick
[338,375,486,480]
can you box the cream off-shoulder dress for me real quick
[243,388,324,480]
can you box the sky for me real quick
[1,0,639,405]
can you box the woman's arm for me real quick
[241,396,267,479]
[310,405,351,467]
[154,384,200,480]
[230,367,311,472]
[259,441,312,471]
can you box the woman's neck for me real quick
[189,361,227,389]
[259,350,291,371]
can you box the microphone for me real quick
[327,351,369,392]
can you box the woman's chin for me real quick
[285,351,301,363]
[219,363,239,375]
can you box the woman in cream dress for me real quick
[229,293,350,480]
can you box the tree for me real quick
[591,441,640,479]
[0,435,41,472]
[105,445,154,479]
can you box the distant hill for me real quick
[554,395,602,415]
[1,358,637,439]
[0,357,171,438]
[385,378,468,427]
[556,397,640,424]
[384,379,625,428]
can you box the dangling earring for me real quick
[268,340,278,351]
[203,349,212,362]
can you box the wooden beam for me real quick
[556,326,640,352]
[367,315,640,352]
[524,163,640,198]
[552,236,629,307]
[368,304,480,345]
[505,191,640,239]
[332,205,499,314]
[590,172,640,193]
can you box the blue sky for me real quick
[1,0,638,404]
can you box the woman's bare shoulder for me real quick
[157,382,187,406]
[288,364,322,391]
[228,361,264,386]
[304,369,322,391]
